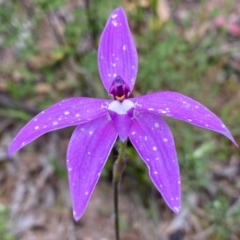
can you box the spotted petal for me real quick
[131,91,237,145]
[129,112,181,213]
[98,7,138,93]
[67,115,117,220]
[9,98,111,155]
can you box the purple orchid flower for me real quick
[9,8,237,221]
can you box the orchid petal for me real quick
[108,99,134,141]
[67,115,117,220]
[109,111,131,142]
[9,98,111,155]
[98,8,138,93]
[131,92,237,145]
[129,112,181,213]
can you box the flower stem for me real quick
[113,141,127,240]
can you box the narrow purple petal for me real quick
[9,98,111,155]
[129,112,181,213]
[109,111,131,142]
[67,115,117,221]
[131,92,237,145]
[98,8,138,93]
[107,99,134,142]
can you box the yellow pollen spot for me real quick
[116,95,125,101]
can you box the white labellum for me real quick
[108,100,134,115]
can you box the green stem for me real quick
[113,141,127,240]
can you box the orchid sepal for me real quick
[131,91,237,145]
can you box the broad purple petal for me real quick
[67,115,117,220]
[9,98,111,155]
[98,8,138,93]
[129,112,181,213]
[131,91,237,145]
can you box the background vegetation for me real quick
[0,0,240,239]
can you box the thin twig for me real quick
[113,141,127,240]
[84,0,99,49]
[113,179,120,240]
[0,93,39,115]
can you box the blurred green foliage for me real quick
[0,204,14,240]
[1,0,239,238]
